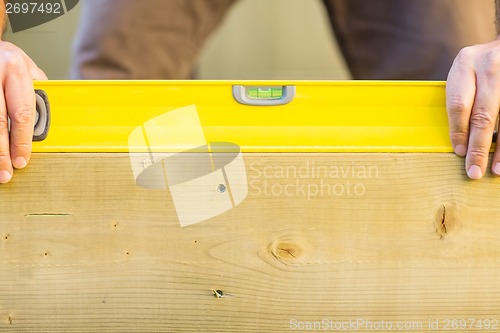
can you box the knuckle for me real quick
[470,108,496,129]
[450,131,468,141]
[0,51,28,75]
[0,116,8,131]
[11,141,30,150]
[3,51,24,68]
[10,105,35,125]
[467,146,490,160]
[447,95,468,113]
[0,150,10,161]
[479,50,500,76]
[454,47,475,69]
[457,46,474,59]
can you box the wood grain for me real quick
[1,153,500,332]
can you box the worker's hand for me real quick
[447,38,500,179]
[0,41,47,184]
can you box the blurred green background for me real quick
[4,0,351,80]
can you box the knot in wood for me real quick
[273,241,303,261]
[434,204,461,240]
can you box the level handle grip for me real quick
[33,89,50,141]
[232,85,296,106]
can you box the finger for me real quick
[5,66,36,170]
[446,48,477,157]
[466,77,500,179]
[0,88,12,183]
[492,127,500,176]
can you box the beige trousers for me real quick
[71,0,496,80]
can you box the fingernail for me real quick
[454,145,467,157]
[494,163,500,176]
[13,157,27,169]
[0,170,12,184]
[467,165,483,179]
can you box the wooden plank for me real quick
[1,153,500,332]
